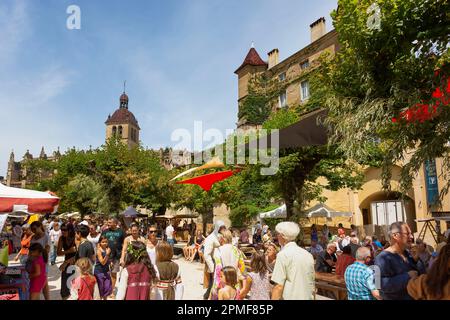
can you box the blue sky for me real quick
[0,0,337,176]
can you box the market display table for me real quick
[315,272,347,300]
[0,266,28,300]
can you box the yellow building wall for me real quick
[106,123,139,148]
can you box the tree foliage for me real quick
[31,137,178,216]
[324,0,450,197]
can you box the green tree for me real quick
[325,0,450,196]
[62,174,107,218]
[30,137,171,217]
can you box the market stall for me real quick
[120,206,149,230]
[0,183,59,214]
[0,183,59,300]
[154,213,199,242]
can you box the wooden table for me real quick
[315,272,347,300]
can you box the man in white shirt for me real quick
[271,221,315,300]
[49,223,62,265]
[165,221,175,247]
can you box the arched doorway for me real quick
[359,191,416,237]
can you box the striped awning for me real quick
[0,183,59,214]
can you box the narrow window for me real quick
[279,91,287,108]
[300,81,310,101]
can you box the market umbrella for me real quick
[259,204,287,219]
[121,206,147,218]
[305,203,352,218]
[0,183,59,214]
[242,108,328,150]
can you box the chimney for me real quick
[310,17,326,43]
[268,48,279,69]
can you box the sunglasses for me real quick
[149,230,157,233]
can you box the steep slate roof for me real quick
[105,109,140,129]
[105,93,140,129]
[234,47,268,74]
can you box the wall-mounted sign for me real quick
[424,159,439,206]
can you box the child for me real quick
[27,243,48,300]
[218,266,240,300]
[154,241,183,300]
[94,236,113,300]
[69,257,100,300]
[116,241,157,300]
[240,252,272,300]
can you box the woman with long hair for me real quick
[407,244,450,299]
[116,241,157,300]
[94,235,113,299]
[265,242,279,274]
[182,233,196,261]
[57,223,77,300]
[239,252,272,300]
[189,230,205,262]
[14,224,33,265]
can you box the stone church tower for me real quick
[105,90,140,148]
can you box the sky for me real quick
[0,0,337,177]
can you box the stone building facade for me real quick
[234,17,450,243]
[235,17,338,130]
[5,147,60,188]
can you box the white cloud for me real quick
[0,1,75,177]
[0,0,28,66]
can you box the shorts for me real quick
[111,259,120,273]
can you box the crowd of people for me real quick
[2,214,449,300]
[2,215,185,300]
[307,222,450,300]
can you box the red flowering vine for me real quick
[392,71,450,123]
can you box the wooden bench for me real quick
[315,272,347,300]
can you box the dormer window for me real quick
[278,73,286,81]
[300,60,310,70]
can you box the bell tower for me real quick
[105,84,140,148]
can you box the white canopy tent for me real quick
[259,204,287,219]
[305,203,352,218]
[0,183,59,214]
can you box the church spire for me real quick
[40,146,47,159]
[119,82,129,109]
